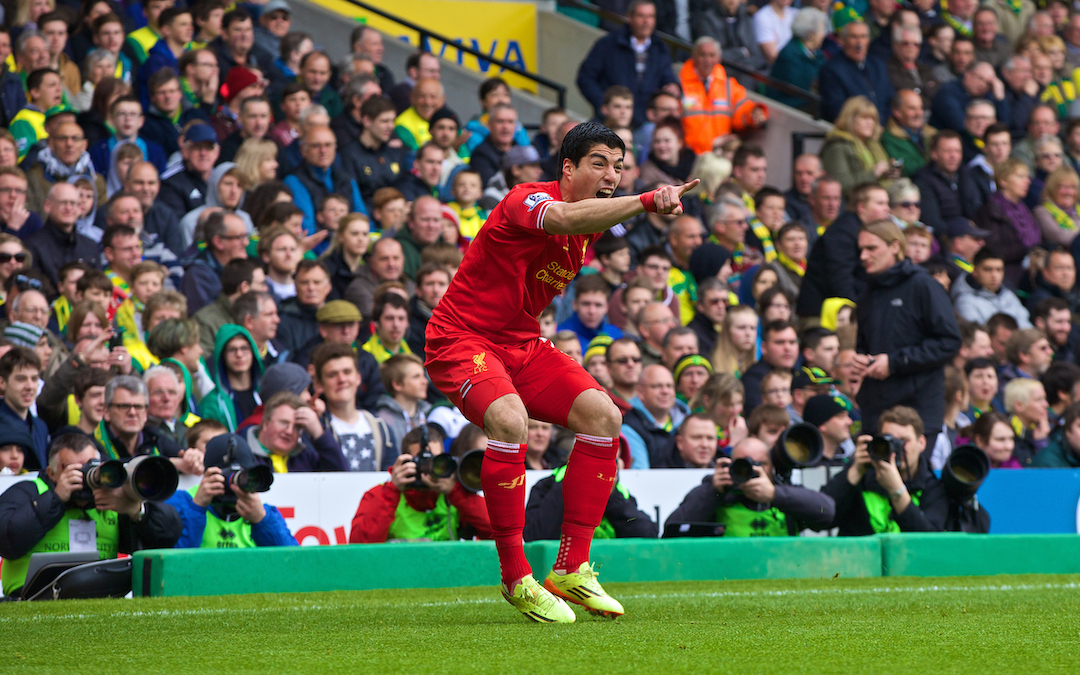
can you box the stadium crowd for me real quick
[4,0,1080,593]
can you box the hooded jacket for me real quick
[178,162,255,249]
[180,247,226,315]
[198,325,265,432]
[856,259,962,433]
[373,394,432,455]
[951,273,1032,328]
[620,396,691,470]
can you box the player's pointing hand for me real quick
[640,179,701,216]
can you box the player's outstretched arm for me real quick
[543,180,700,236]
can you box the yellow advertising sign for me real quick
[310,0,538,92]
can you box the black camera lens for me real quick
[729,458,758,484]
[231,465,274,493]
[867,434,904,462]
[431,454,457,479]
[82,459,126,490]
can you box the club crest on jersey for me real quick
[473,352,488,374]
[524,192,553,211]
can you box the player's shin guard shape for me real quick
[556,434,619,573]
[480,440,531,586]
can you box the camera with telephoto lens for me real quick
[203,434,273,507]
[942,444,990,502]
[770,422,824,483]
[867,434,906,462]
[410,424,484,492]
[74,455,177,504]
[728,457,761,485]
[71,459,128,503]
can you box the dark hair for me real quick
[973,247,1003,266]
[593,231,630,259]
[257,201,303,231]
[221,7,251,30]
[0,346,41,380]
[148,68,180,95]
[401,423,446,452]
[360,95,395,120]
[102,225,138,249]
[963,356,997,377]
[311,342,357,381]
[762,319,797,341]
[299,49,330,70]
[295,258,329,280]
[26,68,58,94]
[479,77,509,102]
[415,262,450,288]
[639,244,672,265]
[986,312,1019,336]
[800,326,837,352]
[74,367,114,400]
[1033,296,1071,325]
[245,181,292,226]
[732,145,765,168]
[757,286,795,317]
[76,269,111,294]
[983,122,1011,144]
[240,95,270,115]
[231,290,273,325]
[958,320,986,348]
[281,80,308,101]
[930,129,962,151]
[372,292,408,322]
[280,31,312,61]
[158,6,191,28]
[48,433,96,464]
[747,404,790,436]
[754,186,784,205]
[1042,362,1080,406]
[555,121,625,176]
[450,423,487,458]
[966,410,1011,447]
[676,411,717,436]
[575,273,611,299]
[221,258,262,295]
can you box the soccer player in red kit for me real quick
[426,122,697,623]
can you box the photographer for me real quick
[0,434,182,598]
[348,425,492,544]
[523,454,657,542]
[166,435,297,548]
[664,437,835,537]
[822,405,989,534]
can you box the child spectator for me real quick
[374,353,432,453]
[313,193,349,257]
[187,418,229,454]
[52,262,90,335]
[269,82,311,148]
[760,368,794,409]
[115,261,167,339]
[448,169,487,241]
[601,85,634,129]
[371,186,407,234]
[75,269,113,309]
[904,225,935,265]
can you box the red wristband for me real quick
[640,189,658,213]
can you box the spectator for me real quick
[159,123,219,218]
[276,259,331,356]
[217,96,273,165]
[98,374,182,459]
[620,363,690,469]
[137,8,194,109]
[10,68,62,164]
[388,51,441,115]
[820,96,894,199]
[395,194,442,280]
[679,36,767,155]
[558,275,623,354]
[26,120,105,216]
[180,211,249,314]
[374,353,430,454]
[0,167,44,240]
[1033,401,1080,467]
[200,325,264,431]
[881,89,935,178]
[666,435,835,536]
[393,77,444,152]
[1000,327,1054,388]
[26,183,100,288]
[886,24,940,109]
[469,103,519,187]
[973,158,1039,287]
[258,227,301,302]
[988,0,1035,46]
[674,353,713,405]
[233,291,286,368]
[823,405,987,534]
[711,304,757,376]
[804,394,854,463]
[633,301,678,368]
[972,8,1010,68]
[687,277,727,357]
[853,220,962,436]
[0,432,182,598]
[312,342,395,470]
[340,96,406,207]
[348,424,490,543]
[798,182,891,318]
[254,0,292,60]
[784,154,822,226]
[913,130,983,226]
[143,364,199,449]
[952,248,1032,326]
[603,337,642,414]
[0,347,48,470]
[1000,57,1038,141]
[212,8,272,76]
[819,21,893,123]
[361,293,411,363]
[141,71,186,158]
[246,390,346,473]
[799,176,843,247]
[698,0,768,83]
[576,0,678,127]
[282,125,366,236]
[1033,167,1080,248]
[960,98,998,164]
[298,50,342,120]
[737,320,797,412]
[1004,377,1050,465]
[969,123,1012,205]
[193,258,263,356]
[176,48,220,120]
[1029,251,1080,317]
[89,97,166,179]
[929,62,1010,134]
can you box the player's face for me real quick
[563,143,622,203]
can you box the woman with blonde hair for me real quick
[820,95,896,198]
[322,213,372,299]
[234,138,280,188]
[1033,165,1080,246]
[711,304,758,377]
[13,0,54,30]
[974,157,1039,286]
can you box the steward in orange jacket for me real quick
[679,47,768,154]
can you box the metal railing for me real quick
[557,0,821,118]
[339,0,567,108]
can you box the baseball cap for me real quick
[45,103,76,121]
[183,123,219,145]
[946,217,990,240]
[262,0,292,14]
[259,363,312,400]
[791,366,840,391]
[316,299,362,324]
[501,144,541,170]
[802,394,848,428]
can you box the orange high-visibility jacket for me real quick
[679,60,768,154]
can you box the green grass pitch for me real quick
[4,574,1080,673]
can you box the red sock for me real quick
[480,440,531,588]
[556,434,619,573]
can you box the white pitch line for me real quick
[2,581,1078,623]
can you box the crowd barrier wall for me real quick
[132,534,1080,597]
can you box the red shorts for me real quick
[425,329,603,428]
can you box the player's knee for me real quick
[593,399,623,438]
[569,390,622,438]
[483,395,529,443]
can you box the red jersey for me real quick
[430,181,593,344]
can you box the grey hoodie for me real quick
[951,272,1032,328]
[178,162,255,248]
[374,394,432,454]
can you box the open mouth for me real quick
[596,187,614,198]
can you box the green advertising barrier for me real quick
[527,537,883,582]
[133,541,501,597]
[880,534,1080,577]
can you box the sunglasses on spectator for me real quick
[0,252,27,264]
[14,274,42,291]
[898,201,921,209]
[611,356,643,365]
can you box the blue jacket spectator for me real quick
[180,212,251,314]
[0,64,27,130]
[282,127,367,235]
[576,20,678,127]
[0,395,49,472]
[818,22,894,123]
[929,65,1012,134]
